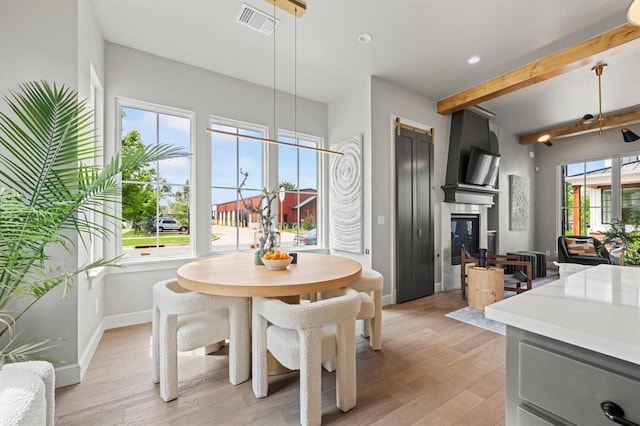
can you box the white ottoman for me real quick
[0,368,46,426]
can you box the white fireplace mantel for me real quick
[441,202,489,292]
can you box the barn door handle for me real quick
[601,401,640,426]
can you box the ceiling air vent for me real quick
[236,3,279,36]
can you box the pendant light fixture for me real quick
[591,62,607,136]
[622,128,640,142]
[206,0,343,156]
[629,0,640,25]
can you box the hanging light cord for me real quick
[593,63,607,136]
[294,6,298,144]
[273,1,276,139]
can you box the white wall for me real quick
[327,76,371,268]
[492,127,536,254]
[0,0,82,386]
[534,125,640,259]
[370,77,450,300]
[76,0,106,381]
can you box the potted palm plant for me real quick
[603,218,640,266]
[0,81,186,363]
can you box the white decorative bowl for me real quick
[262,257,293,270]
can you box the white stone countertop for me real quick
[485,264,640,365]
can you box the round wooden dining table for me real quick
[176,252,362,375]
[176,252,362,298]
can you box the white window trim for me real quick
[277,129,325,249]
[209,115,269,254]
[113,97,196,264]
[557,151,640,237]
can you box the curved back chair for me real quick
[350,268,383,351]
[252,288,361,426]
[557,236,610,265]
[152,279,250,402]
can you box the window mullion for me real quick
[612,157,622,221]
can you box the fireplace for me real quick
[451,214,479,265]
[441,203,489,292]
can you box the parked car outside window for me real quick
[154,218,188,232]
[293,228,317,246]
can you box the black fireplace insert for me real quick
[451,214,479,265]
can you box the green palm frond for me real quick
[0,330,64,364]
[0,81,187,360]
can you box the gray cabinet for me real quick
[506,326,640,426]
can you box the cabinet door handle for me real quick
[417,228,422,236]
[601,401,640,426]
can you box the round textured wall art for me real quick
[330,135,362,253]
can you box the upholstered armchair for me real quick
[557,236,611,265]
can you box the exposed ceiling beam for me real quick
[519,108,640,145]
[265,0,306,17]
[436,24,640,115]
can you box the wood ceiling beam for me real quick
[436,24,640,115]
[519,108,640,145]
[265,0,306,17]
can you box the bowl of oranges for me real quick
[261,250,293,270]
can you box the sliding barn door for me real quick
[395,126,434,303]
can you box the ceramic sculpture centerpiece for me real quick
[238,170,281,265]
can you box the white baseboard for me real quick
[383,293,394,306]
[104,310,152,330]
[435,281,443,293]
[55,363,81,388]
[79,320,105,380]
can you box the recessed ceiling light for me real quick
[467,55,480,65]
[537,134,551,142]
[358,33,372,44]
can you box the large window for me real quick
[278,131,321,248]
[561,155,640,238]
[210,119,323,253]
[119,102,193,259]
[210,120,265,253]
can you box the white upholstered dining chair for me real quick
[351,268,383,350]
[252,287,361,426]
[152,279,250,402]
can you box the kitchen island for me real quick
[485,264,640,426]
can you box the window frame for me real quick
[559,152,640,238]
[277,129,325,249]
[209,115,269,255]
[114,97,196,263]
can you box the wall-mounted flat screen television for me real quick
[465,146,500,187]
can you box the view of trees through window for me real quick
[561,155,640,240]
[120,105,192,259]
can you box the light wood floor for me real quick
[55,290,506,425]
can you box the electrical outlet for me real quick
[365,249,370,255]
